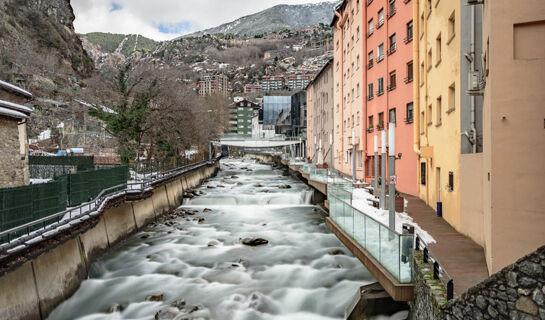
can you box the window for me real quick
[357,83,360,97]
[427,49,432,71]
[377,77,384,95]
[427,0,432,16]
[378,9,385,27]
[352,62,355,75]
[357,111,361,125]
[389,70,396,90]
[368,51,374,68]
[377,43,384,61]
[448,11,455,41]
[345,151,349,163]
[351,115,354,128]
[368,115,374,130]
[420,111,425,132]
[406,20,413,43]
[357,0,360,10]
[389,108,396,124]
[351,88,354,101]
[436,96,442,124]
[427,104,432,125]
[436,33,442,64]
[378,112,385,128]
[420,62,425,84]
[357,27,360,41]
[448,84,456,112]
[406,61,413,83]
[367,83,374,99]
[368,19,374,35]
[421,163,426,185]
[406,102,414,123]
[389,33,397,54]
[448,171,454,191]
[388,0,396,18]
[357,55,361,69]
[357,151,363,169]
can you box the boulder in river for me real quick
[242,238,269,246]
[184,193,194,199]
[206,185,216,189]
[154,309,178,320]
[231,175,239,179]
[203,208,212,213]
[278,185,292,189]
[254,184,264,188]
[146,293,164,302]
[107,303,128,313]
[171,298,186,309]
[328,249,345,255]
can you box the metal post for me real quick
[380,130,387,209]
[374,134,378,192]
[388,122,396,230]
[447,280,454,300]
[351,130,356,182]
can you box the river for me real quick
[48,158,375,320]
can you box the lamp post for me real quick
[374,134,378,191]
[388,122,396,230]
[380,130,387,209]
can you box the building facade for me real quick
[307,60,334,165]
[233,99,260,135]
[261,76,285,91]
[414,0,483,234]
[199,75,230,96]
[263,96,292,127]
[0,80,33,188]
[243,84,262,93]
[332,0,416,195]
[286,74,312,91]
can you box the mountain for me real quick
[187,1,337,37]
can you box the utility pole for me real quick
[380,130,387,209]
[388,122,396,230]
[374,134,378,192]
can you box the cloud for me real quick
[71,0,333,41]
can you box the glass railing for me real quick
[309,166,328,184]
[302,164,313,175]
[328,194,413,283]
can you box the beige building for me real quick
[307,59,334,165]
[199,75,230,96]
[0,80,33,188]
[465,0,545,274]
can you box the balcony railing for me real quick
[367,0,374,6]
[404,35,413,44]
[367,29,374,38]
[404,76,413,84]
[387,7,396,19]
[377,18,384,29]
[387,83,396,91]
[367,94,374,101]
[367,60,374,69]
[387,43,397,55]
[376,55,384,63]
[377,89,384,96]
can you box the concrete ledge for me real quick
[32,238,86,316]
[0,261,41,320]
[326,217,414,301]
[309,179,328,196]
[132,198,156,229]
[79,218,110,263]
[103,202,137,245]
[151,186,170,216]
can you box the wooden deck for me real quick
[403,194,489,295]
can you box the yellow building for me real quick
[414,0,482,231]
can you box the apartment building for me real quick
[332,0,416,195]
[286,74,312,91]
[261,76,286,91]
[233,99,260,135]
[307,59,334,165]
[468,0,544,273]
[414,0,483,235]
[243,84,262,93]
[198,75,230,96]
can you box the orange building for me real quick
[332,0,416,195]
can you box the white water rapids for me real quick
[48,159,376,320]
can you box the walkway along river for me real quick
[47,158,375,320]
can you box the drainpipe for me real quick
[413,0,422,200]
[335,10,345,172]
[470,5,477,153]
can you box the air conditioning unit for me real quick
[467,71,484,95]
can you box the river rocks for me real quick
[328,249,345,255]
[231,175,239,179]
[140,234,150,239]
[155,310,178,320]
[146,293,164,302]
[171,298,186,309]
[242,238,269,246]
[516,296,538,315]
[107,303,128,313]
[206,185,216,189]
[203,208,212,213]
[277,184,292,189]
[184,192,194,199]
[520,262,543,278]
[188,305,201,313]
[207,240,220,247]
[254,183,264,187]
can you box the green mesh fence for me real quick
[29,156,95,170]
[67,166,129,206]
[0,178,68,236]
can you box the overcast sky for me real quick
[72,0,332,41]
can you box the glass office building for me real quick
[263,96,291,126]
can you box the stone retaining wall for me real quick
[0,160,220,320]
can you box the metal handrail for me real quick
[415,235,454,300]
[0,156,221,254]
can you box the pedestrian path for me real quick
[403,194,489,295]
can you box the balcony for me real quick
[387,44,397,55]
[387,7,396,19]
[404,76,413,84]
[405,117,414,124]
[376,90,384,96]
[367,126,375,133]
[367,29,374,38]
[404,35,413,44]
[387,83,396,91]
[367,94,374,101]
[377,19,384,29]
[367,0,373,6]
[376,55,384,63]
[367,60,374,69]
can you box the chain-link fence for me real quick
[29,156,95,180]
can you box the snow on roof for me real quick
[0,80,33,98]
[0,99,33,115]
[0,106,28,119]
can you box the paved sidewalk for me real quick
[403,194,489,296]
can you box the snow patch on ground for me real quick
[352,188,436,244]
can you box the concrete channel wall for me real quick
[0,161,219,320]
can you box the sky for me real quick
[72,0,333,41]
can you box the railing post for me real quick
[415,235,420,251]
[423,247,429,263]
[447,280,454,300]
[433,261,440,280]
